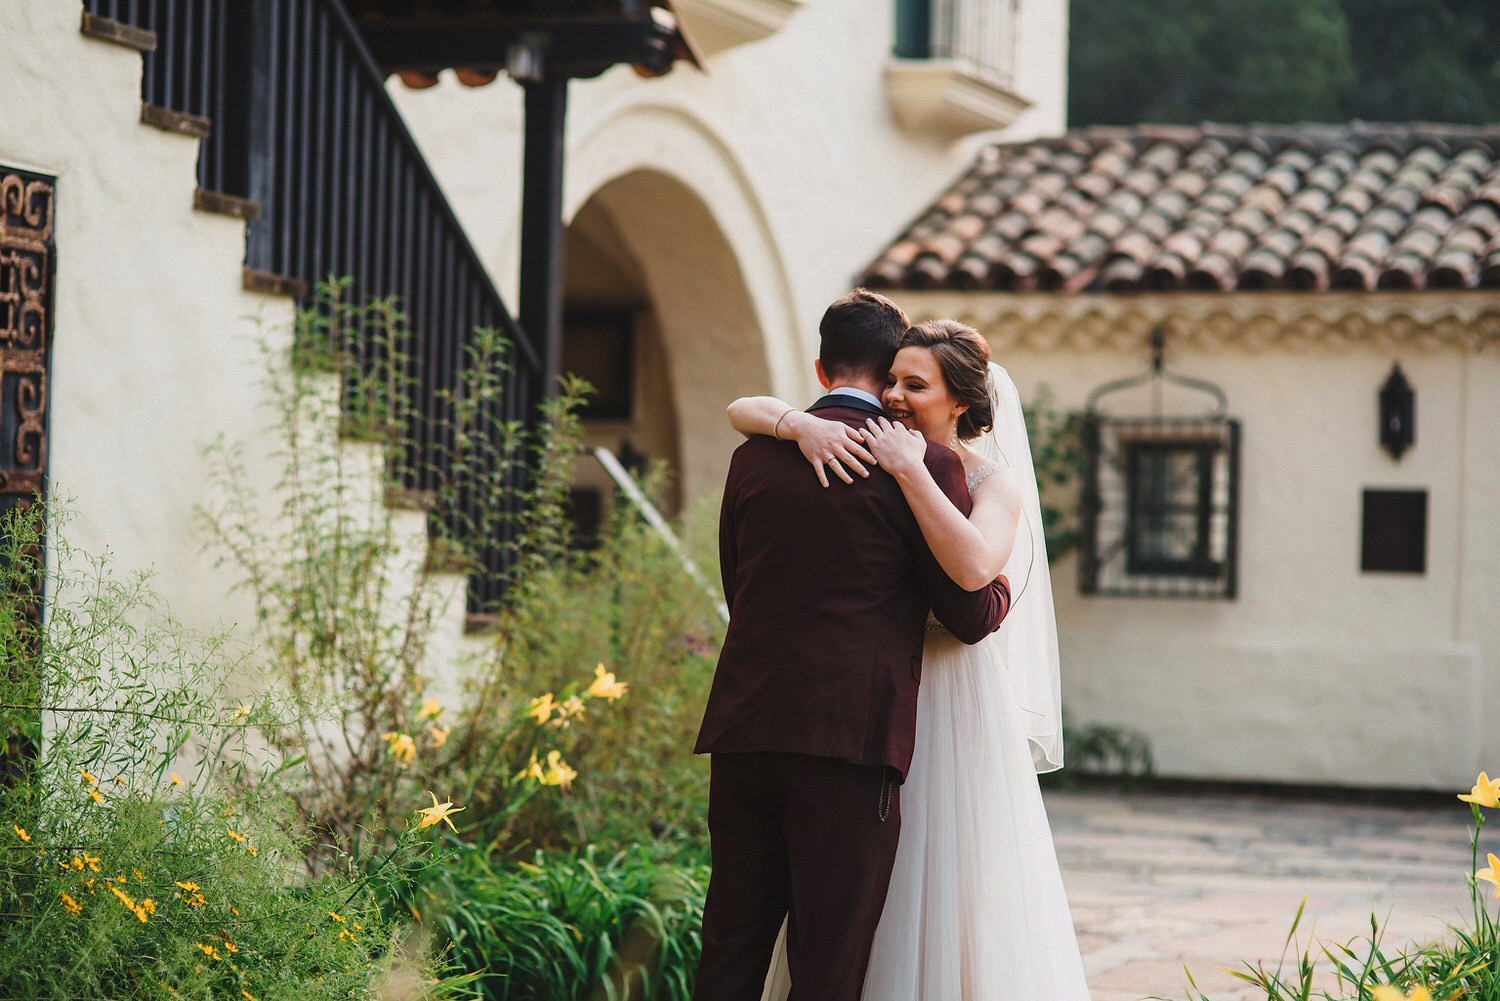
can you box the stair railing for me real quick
[82,0,544,613]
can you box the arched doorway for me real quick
[562,168,771,531]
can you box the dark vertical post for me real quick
[518,74,569,401]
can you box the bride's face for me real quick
[882,346,965,444]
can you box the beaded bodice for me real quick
[966,462,997,493]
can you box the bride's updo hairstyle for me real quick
[899,319,993,441]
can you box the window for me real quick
[1081,417,1240,598]
[895,0,1017,85]
[1361,489,1426,574]
[886,0,1028,139]
[562,309,635,422]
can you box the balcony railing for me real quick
[81,0,543,612]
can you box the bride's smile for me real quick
[882,345,967,444]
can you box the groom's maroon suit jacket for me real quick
[694,397,1011,780]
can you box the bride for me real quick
[726,319,1091,1001]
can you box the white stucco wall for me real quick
[0,2,299,636]
[895,291,1500,790]
[2,1,482,698]
[389,0,1069,495]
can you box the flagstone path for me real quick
[1045,786,1498,1001]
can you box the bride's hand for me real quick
[860,416,927,478]
[781,411,877,488]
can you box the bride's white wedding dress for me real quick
[761,364,1091,1001]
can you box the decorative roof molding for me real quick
[865,123,1500,293]
[891,290,1500,354]
[884,58,1031,141]
[671,0,803,56]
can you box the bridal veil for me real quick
[973,361,1064,773]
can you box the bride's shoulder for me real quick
[965,459,1022,501]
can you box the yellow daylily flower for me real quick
[417,698,444,721]
[1458,771,1500,809]
[60,891,83,916]
[170,772,184,787]
[541,750,578,789]
[1477,852,1500,901]
[426,723,451,748]
[587,663,628,702]
[13,825,29,842]
[79,769,97,786]
[1371,985,1433,1001]
[414,791,466,833]
[515,751,546,784]
[380,731,416,767]
[87,788,105,805]
[546,694,587,729]
[226,828,246,843]
[527,693,557,724]
[109,884,150,922]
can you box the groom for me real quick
[692,289,1011,1001]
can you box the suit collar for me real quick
[808,393,884,417]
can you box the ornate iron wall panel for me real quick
[0,167,53,519]
[0,165,51,780]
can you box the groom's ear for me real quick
[814,359,831,390]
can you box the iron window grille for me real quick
[1079,332,1240,599]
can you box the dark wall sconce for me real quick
[1379,363,1415,460]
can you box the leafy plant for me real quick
[401,843,709,1001]
[1025,385,1084,562]
[490,480,724,862]
[0,504,466,1001]
[199,280,605,859]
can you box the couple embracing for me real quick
[692,289,1091,1001]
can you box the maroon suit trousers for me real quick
[693,752,902,1001]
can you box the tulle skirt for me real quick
[761,628,1090,1001]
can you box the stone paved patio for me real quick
[1044,786,1498,1000]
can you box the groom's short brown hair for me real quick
[818,289,908,384]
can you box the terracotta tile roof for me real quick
[862,123,1500,293]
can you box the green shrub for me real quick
[0,506,465,1001]
[402,843,708,1001]
[488,485,723,862]
[200,280,608,860]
